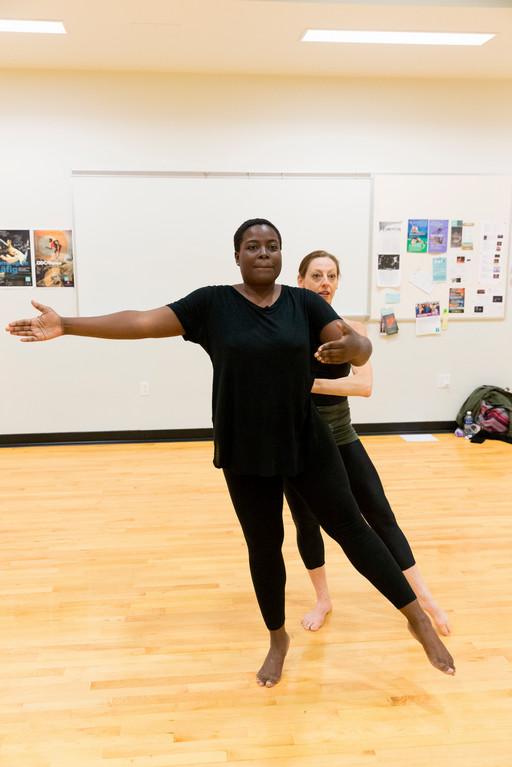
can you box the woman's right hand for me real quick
[5,299,63,342]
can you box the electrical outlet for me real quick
[437,373,451,388]
[140,381,150,396]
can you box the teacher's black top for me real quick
[168,285,339,476]
[311,358,351,407]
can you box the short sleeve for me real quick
[167,286,214,348]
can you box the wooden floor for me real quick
[1,434,511,766]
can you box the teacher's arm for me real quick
[312,320,373,397]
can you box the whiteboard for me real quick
[371,174,511,321]
[71,172,373,319]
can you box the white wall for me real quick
[1,68,511,435]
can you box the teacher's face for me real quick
[298,256,339,306]
[235,224,282,285]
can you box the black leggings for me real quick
[285,439,415,573]
[223,424,415,631]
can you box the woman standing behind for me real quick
[286,250,450,636]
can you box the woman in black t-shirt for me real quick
[285,250,451,637]
[6,218,455,686]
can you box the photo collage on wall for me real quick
[376,216,507,333]
[0,229,74,288]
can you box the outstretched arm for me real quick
[5,299,184,343]
[312,320,373,397]
[316,319,372,367]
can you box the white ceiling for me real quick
[1,0,512,79]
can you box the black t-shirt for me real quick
[168,284,339,476]
[311,358,351,407]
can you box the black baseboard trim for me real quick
[0,422,457,448]
[354,421,457,436]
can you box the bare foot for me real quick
[402,565,451,636]
[418,597,451,636]
[257,626,290,687]
[301,599,332,631]
[406,611,455,675]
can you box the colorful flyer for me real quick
[33,230,74,287]
[0,230,32,287]
[449,287,465,313]
[432,257,447,282]
[381,307,398,335]
[450,220,463,248]
[415,300,441,336]
[428,219,448,253]
[407,219,428,253]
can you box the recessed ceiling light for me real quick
[301,29,495,46]
[0,19,66,34]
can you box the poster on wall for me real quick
[472,287,505,317]
[449,253,473,285]
[450,220,463,248]
[0,229,32,286]
[376,221,402,287]
[432,256,447,282]
[478,221,505,285]
[407,219,428,253]
[428,219,448,253]
[377,253,400,287]
[33,230,74,287]
[380,307,399,335]
[377,220,402,253]
[461,221,475,251]
[415,300,441,335]
[449,287,465,313]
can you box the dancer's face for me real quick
[235,224,282,285]
[298,256,339,305]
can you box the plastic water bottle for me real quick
[463,410,474,439]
